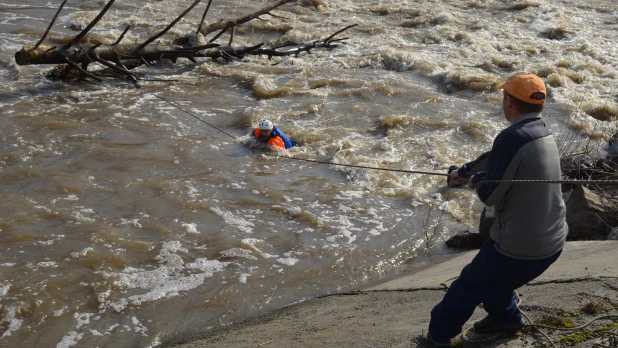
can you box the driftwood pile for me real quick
[14,0,356,85]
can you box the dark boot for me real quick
[421,330,452,347]
[473,316,525,333]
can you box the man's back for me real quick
[480,114,567,260]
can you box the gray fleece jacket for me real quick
[458,112,568,260]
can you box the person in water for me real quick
[423,72,568,347]
[252,119,297,149]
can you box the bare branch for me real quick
[266,12,288,20]
[248,25,354,58]
[199,0,295,36]
[88,44,138,80]
[213,43,264,61]
[63,58,102,82]
[66,0,116,49]
[33,0,68,50]
[137,0,202,52]
[172,43,220,52]
[114,26,131,45]
[208,27,228,43]
[197,0,214,35]
[228,26,236,46]
[323,24,358,44]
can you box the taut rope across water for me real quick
[139,83,618,186]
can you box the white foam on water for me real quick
[120,218,142,228]
[71,247,94,259]
[185,258,229,273]
[326,228,357,244]
[185,182,199,197]
[368,229,381,236]
[72,211,96,223]
[211,207,254,233]
[181,223,200,234]
[1,306,22,338]
[90,330,103,336]
[34,205,52,213]
[101,242,228,312]
[276,255,299,266]
[220,248,257,260]
[131,317,148,336]
[74,313,94,329]
[51,195,79,204]
[335,190,365,199]
[230,182,244,189]
[239,273,250,283]
[56,331,83,348]
[37,261,57,268]
[0,284,10,297]
[106,323,120,333]
[241,238,277,258]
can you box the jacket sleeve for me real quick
[475,132,520,205]
[267,136,285,149]
[458,152,490,179]
[272,126,294,149]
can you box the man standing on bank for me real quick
[424,72,568,347]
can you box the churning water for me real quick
[1,0,617,347]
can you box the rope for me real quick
[133,83,455,177]
[110,76,618,186]
[263,153,451,177]
[142,85,240,140]
[480,178,618,185]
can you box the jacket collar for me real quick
[512,112,542,126]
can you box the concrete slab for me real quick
[166,241,618,348]
[365,241,618,291]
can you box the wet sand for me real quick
[164,241,618,348]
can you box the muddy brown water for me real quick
[0,0,617,346]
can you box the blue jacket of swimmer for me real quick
[252,125,297,149]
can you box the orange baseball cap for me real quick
[496,72,546,105]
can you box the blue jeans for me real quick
[428,239,562,344]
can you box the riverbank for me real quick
[163,241,618,348]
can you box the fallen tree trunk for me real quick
[14,0,355,83]
[15,43,231,66]
[15,23,354,67]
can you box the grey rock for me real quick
[445,230,484,249]
[608,227,618,241]
[565,186,617,240]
